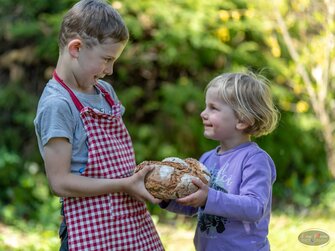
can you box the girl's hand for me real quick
[176,178,209,208]
[124,166,162,204]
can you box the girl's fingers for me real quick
[192,178,205,188]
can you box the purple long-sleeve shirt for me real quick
[164,142,276,251]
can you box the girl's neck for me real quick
[218,136,251,154]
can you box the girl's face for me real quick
[200,86,248,148]
[74,39,126,88]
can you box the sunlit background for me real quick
[0,0,334,250]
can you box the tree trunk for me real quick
[327,150,335,178]
[322,127,335,178]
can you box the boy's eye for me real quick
[104,58,113,63]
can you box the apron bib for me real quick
[54,72,164,251]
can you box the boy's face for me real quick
[200,86,241,143]
[74,39,127,86]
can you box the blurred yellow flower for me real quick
[280,100,291,111]
[231,11,241,21]
[292,0,309,12]
[296,101,309,113]
[293,84,304,95]
[112,1,122,10]
[267,36,281,58]
[244,9,255,19]
[276,75,286,85]
[219,10,230,22]
[271,47,281,58]
[216,27,230,42]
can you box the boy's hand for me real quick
[176,178,208,208]
[125,166,162,204]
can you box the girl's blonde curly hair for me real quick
[206,72,280,137]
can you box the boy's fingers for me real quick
[146,194,161,204]
[138,165,154,176]
[151,198,162,204]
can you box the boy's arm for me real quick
[44,137,160,204]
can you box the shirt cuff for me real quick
[159,200,171,209]
[202,187,218,214]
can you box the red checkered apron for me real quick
[54,72,164,251]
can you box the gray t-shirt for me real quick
[34,78,125,174]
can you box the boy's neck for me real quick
[55,59,95,94]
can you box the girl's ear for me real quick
[68,39,82,58]
[236,121,250,131]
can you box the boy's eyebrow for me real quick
[104,54,115,58]
[104,55,116,60]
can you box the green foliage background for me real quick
[0,0,333,228]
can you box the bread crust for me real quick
[135,157,211,200]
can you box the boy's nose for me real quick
[104,64,114,75]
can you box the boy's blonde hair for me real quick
[207,72,279,137]
[59,0,129,50]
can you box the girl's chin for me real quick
[203,131,214,139]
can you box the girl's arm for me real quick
[160,200,198,216]
[160,178,209,216]
[44,137,161,204]
[202,155,275,222]
[177,153,275,222]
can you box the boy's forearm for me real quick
[48,172,127,198]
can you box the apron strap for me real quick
[94,84,116,107]
[53,71,116,111]
[53,71,84,111]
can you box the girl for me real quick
[162,72,279,251]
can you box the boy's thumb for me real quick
[138,165,154,177]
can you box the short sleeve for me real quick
[35,97,76,146]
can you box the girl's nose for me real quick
[200,109,207,119]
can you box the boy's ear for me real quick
[68,39,82,58]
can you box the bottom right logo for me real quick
[298,229,330,246]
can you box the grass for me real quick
[268,212,334,251]
[0,211,334,251]
[157,211,335,251]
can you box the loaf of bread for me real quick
[135,157,211,200]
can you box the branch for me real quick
[322,0,335,103]
[273,7,320,113]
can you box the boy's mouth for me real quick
[94,75,105,80]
